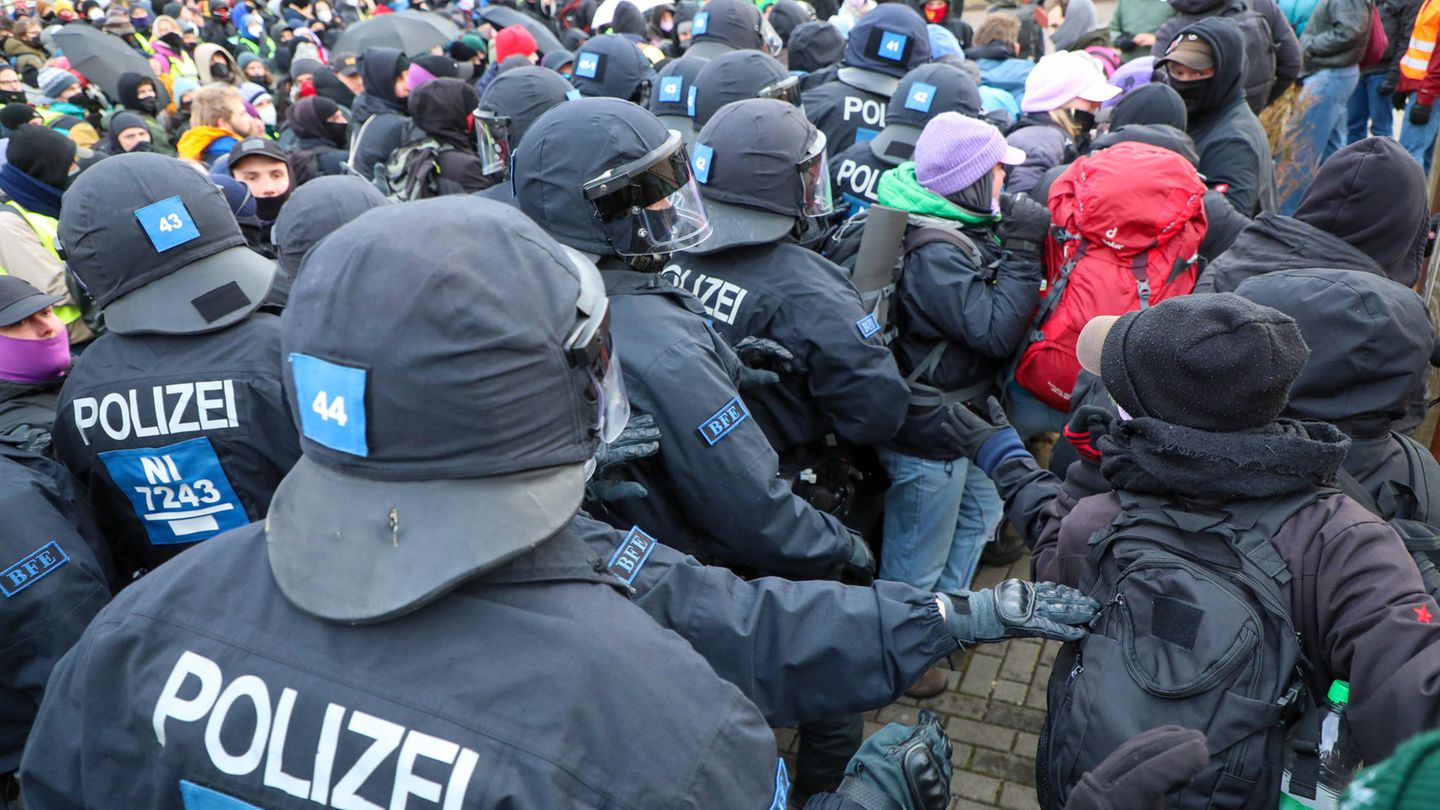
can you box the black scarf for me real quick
[1098,417,1351,500]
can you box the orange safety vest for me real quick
[1402,0,1440,80]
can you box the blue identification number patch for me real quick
[0,541,68,597]
[692,10,709,34]
[135,195,202,253]
[607,526,657,586]
[180,781,264,810]
[100,437,249,546]
[691,143,714,184]
[575,51,601,79]
[856,313,882,339]
[686,85,698,117]
[289,353,369,457]
[877,31,909,62]
[659,75,684,103]
[905,81,937,113]
[697,397,749,445]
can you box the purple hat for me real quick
[1021,51,1121,113]
[914,112,1027,197]
[1105,56,1156,108]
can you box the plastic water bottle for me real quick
[1279,681,1363,809]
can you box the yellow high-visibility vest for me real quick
[0,201,82,325]
[1402,0,1440,80]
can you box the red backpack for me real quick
[1013,142,1207,411]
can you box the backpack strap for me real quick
[1220,488,1331,586]
[898,227,994,409]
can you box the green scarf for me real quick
[875,162,1000,225]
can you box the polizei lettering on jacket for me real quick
[71,380,240,446]
[154,651,479,809]
[660,267,749,325]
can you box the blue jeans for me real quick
[877,449,1003,592]
[1401,93,1440,172]
[1346,72,1394,142]
[1277,65,1361,215]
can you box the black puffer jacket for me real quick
[1300,0,1370,71]
[1153,0,1302,111]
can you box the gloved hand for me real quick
[585,412,660,503]
[1062,404,1113,464]
[733,336,799,390]
[1065,725,1209,810]
[997,192,1051,258]
[1411,102,1432,126]
[841,530,877,585]
[834,710,952,810]
[1378,78,1397,97]
[1114,33,1137,52]
[940,396,1029,477]
[1394,91,1412,111]
[940,579,1099,645]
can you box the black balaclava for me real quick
[117,71,160,116]
[287,96,347,148]
[312,68,357,109]
[1160,18,1247,122]
[6,124,76,189]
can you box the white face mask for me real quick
[317,9,332,22]
[258,105,277,126]
[247,21,263,35]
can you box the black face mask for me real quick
[211,61,233,80]
[255,192,289,222]
[1166,77,1209,115]
[1069,108,1097,133]
[160,31,184,51]
[946,171,997,218]
[127,139,154,153]
[0,89,27,106]
[323,120,349,147]
[135,97,159,115]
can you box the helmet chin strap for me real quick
[624,252,672,273]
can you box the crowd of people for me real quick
[0,0,1438,807]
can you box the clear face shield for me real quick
[581,130,712,258]
[797,130,834,218]
[760,15,783,56]
[473,108,511,178]
[562,246,630,444]
[758,74,802,109]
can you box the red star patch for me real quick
[1415,605,1434,624]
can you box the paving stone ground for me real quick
[779,552,1055,810]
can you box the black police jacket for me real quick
[0,438,112,772]
[573,512,954,726]
[591,267,854,578]
[666,243,908,455]
[19,521,796,808]
[829,138,894,216]
[51,313,301,571]
[801,78,890,157]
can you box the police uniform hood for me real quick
[690,98,814,253]
[692,50,788,128]
[648,54,708,122]
[514,97,674,256]
[272,175,389,279]
[768,0,813,45]
[481,65,577,150]
[1292,137,1429,289]
[840,4,932,90]
[270,198,599,624]
[407,77,479,151]
[571,33,657,102]
[788,21,845,74]
[1108,83,1188,131]
[871,62,980,165]
[1235,268,1434,434]
[1167,17,1246,118]
[687,0,768,57]
[58,153,275,336]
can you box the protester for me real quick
[406,76,491,193]
[1004,50,1118,194]
[1151,0,1302,113]
[0,275,71,438]
[225,137,295,245]
[176,84,263,166]
[112,72,174,155]
[281,95,348,176]
[1392,0,1440,169]
[101,112,154,155]
[346,46,410,181]
[1347,0,1412,141]
[1109,0,1176,61]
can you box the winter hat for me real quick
[239,81,271,106]
[172,76,201,104]
[495,24,538,63]
[1021,50,1120,113]
[927,24,963,60]
[1340,729,1440,809]
[103,6,135,34]
[290,57,325,82]
[913,112,1025,197]
[237,52,265,73]
[449,38,480,63]
[38,67,79,101]
[1077,293,1309,432]
[0,104,40,132]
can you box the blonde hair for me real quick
[974,13,1021,49]
[189,84,244,129]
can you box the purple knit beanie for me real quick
[914,112,1026,198]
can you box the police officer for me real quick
[649,54,709,140]
[691,49,801,131]
[472,66,580,204]
[570,33,657,104]
[830,63,982,215]
[685,0,783,59]
[514,97,872,581]
[0,411,113,805]
[51,154,301,572]
[269,176,390,309]
[801,4,932,155]
[20,198,976,810]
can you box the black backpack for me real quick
[369,122,461,202]
[1334,432,1440,601]
[1037,489,1327,810]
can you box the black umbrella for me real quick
[396,10,461,40]
[478,6,564,55]
[333,13,454,57]
[50,23,170,108]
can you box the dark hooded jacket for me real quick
[1170,17,1277,216]
[283,96,349,178]
[312,67,357,109]
[112,73,173,156]
[1152,0,1302,110]
[408,78,492,194]
[1199,137,1429,292]
[346,48,410,181]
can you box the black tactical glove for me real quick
[1065,725,1209,810]
[1395,90,1412,111]
[939,579,1099,645]
[585,412,660,503]
[997,192,1051,258]
[733,336,799,390]
[940,397,1029,478]
[1412,102,1433,126]
[841,530,877,585]
[833,710,952,810]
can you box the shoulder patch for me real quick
[0,541,69,597]
[856,313,882,339]
[697,397,749,445]
[607,526,657,586]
